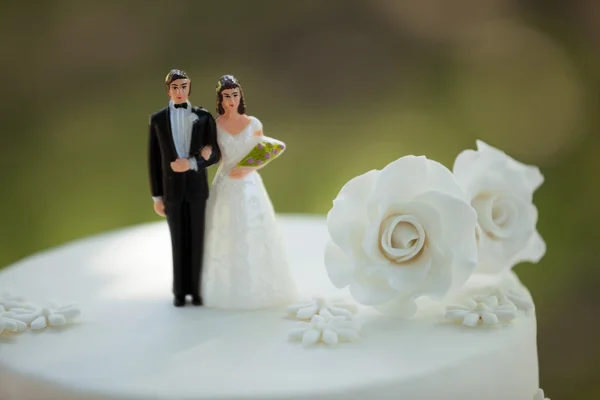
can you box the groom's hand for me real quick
[171,158,190,172]
[201,146,212,160]
[153,199,166,217]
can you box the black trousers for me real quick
[165,198,206,297]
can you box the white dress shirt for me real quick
[152,100,198,203]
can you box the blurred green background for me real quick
[1,1,598,397]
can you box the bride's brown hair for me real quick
[216,75,246,115]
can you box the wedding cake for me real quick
[0,141,549,400]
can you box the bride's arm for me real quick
[229,118,265,179]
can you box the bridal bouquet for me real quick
[237,137,286,169]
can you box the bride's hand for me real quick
[229,168,252,179]
[201,146,212,160]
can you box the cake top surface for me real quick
[0,216,537,400]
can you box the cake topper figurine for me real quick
[200,74,298,309]
[148,69,221,307]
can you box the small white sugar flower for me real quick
[0,305,27,334]
[462,281,535,315]
[11,302,81,329]
[492,287,534,314]
[505,289,534,313]
[533,388,550,400]
[0,292,28,310]
[288,315,360,346]
[446,295,517,327]
[286,297,357,320]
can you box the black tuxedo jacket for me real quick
[148,105,221,202]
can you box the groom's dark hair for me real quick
[165,69,192,96]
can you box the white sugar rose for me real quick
[324,155,478,317]
[453,140,546,273]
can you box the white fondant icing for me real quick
[0,216,540,400]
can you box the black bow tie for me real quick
[174,103,188,109]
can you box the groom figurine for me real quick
[148,69,220,307]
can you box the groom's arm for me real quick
[148,114,163,201]
[190,113,221,170]
[202,114,221,167]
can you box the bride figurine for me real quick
[201,75,298,309]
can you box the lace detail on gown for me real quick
[202,116,298,309]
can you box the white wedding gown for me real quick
[202,116,298,309]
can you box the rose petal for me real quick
[474,195,534,257]
[380,216,425,262]
[334,169,379,206]
[475,235,510,273]
[369,156,426,207]
[411,191,478,291]
[370,156,466,209]
[403,201,444,252]
[349,270,398,305]
[382,245,432,294]
[454,141,543,202]
[412,244,452,300]
[476,202,538,273]
[327,170,378,258]
[510,230,546,266]
[453,149,486,197]
[471,166,533,203]
[476,140,544,191]
[361,219,390,264]
[324,241,354,288]
[327,204,368,260]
